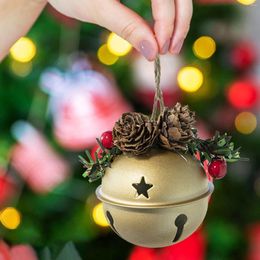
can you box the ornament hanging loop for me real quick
[151,56,165,121]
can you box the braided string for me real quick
[151,55,165,121]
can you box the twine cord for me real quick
[151,56,165,121]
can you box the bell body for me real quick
[96,149,213,248]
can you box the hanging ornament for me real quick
[230,42,256,71]
[132,53,182,109]
[80,57,242,247]
[40,60,130,150]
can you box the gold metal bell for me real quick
[96,149,214,248]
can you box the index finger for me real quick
[151,0,175,54]
[170,0,193,54]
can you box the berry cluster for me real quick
[88,130,229,181]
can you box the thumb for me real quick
[94,1,158,61]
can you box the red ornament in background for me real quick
[129,229,206,260]
[0,240,38,260]
[129,247,156,260]
[100,131,113,149]
[0,240,11,260]
[247,223,260,260]
[40,63,130,151]
[0,169,16,206]
[231,42,256,71]
[227,80,258,109]
[208,158,227,179]
[11,122,70,194]
[10,245,38,260]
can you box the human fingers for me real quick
[170,0,193,54]
[94,1,159,61]
[151,0,175,54]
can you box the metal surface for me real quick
[96,149,214,248]
[96,183,213,208]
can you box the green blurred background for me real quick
[0,0,260,259]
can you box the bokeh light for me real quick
[0,207,21,230]
[235,112,257,135]
[107,33,132,56]
[236,0,256,5]
[227,80,257,109]
[97,44,119,65]
[193,36,216,59]
[177,66,204,92]
[92,203,109,227]
[10,37,36,63]
[9,60,32,77]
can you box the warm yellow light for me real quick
[10,60,32,77]
[236,0,256,5]
[10,37,36,63]
[107,33,132,56]
[97,44,119,65]
[177,66,204,92]
[235,112,257,134]
[0,207,21,230]
[92,203,109,227]
[193,36,216,59]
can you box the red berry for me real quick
[100,131,113,149]
[208,159,227,180]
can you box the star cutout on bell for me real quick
[132,176,153,198]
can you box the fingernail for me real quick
[172,39,184,54]
[161,39,170,54]
[139,40,156,61]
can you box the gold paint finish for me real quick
[96,149,213,248]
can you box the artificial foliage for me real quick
[80,140,121,182]
[0,1,259,260]
[80,56,241,183]
[80,104,242,182]
[189,131,242,164]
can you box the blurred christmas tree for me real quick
[0,0,259,259]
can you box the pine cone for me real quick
[159,103,196,151]
[113,112,158,155]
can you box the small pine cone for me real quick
[113,112,158,155]
[159,103,196,151]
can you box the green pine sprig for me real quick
[188,131,244,164]
[79,139,122,182]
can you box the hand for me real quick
[48,0,193,61]
[0,0,47,61]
